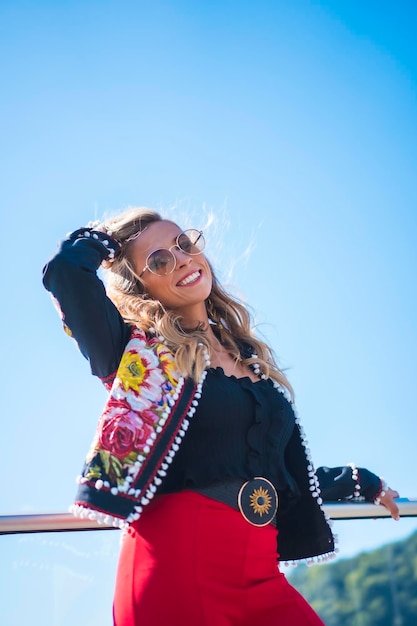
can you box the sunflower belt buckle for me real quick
[238,477,278,527]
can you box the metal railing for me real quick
[1,498,416,535]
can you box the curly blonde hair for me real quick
[100,206,293,395]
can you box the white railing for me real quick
[1,498,416,535]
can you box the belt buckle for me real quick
[237,477,278,527]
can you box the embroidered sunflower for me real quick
[115,339,168,410]
[249,487,272,517]
[118,351,147,393]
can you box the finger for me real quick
[380,492,400,520]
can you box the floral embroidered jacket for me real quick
[70,324,334,562]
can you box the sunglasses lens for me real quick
[178,230,205,254]
[147,249,175,275]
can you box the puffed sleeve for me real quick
[42,228,132,381]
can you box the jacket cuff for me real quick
[67,228,121,261]
[353,466,384,501]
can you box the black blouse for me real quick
[159,367,296,495]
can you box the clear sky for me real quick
[1,1,417,623]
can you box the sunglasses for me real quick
[139,229,205,277]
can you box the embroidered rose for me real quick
[140,409,160,425]
[99,408,154,459]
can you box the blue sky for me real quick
[1,1,417,623]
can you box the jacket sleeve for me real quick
[42,229,132,381]
[276,423,335,561]
[316,465,382,502]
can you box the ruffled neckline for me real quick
[207,366,266,386]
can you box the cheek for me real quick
[203,260,213,287]
[142,278,168,301]
[141,275,182,306]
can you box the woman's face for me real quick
[130,220,212,322]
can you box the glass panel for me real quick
[1,530,120,626]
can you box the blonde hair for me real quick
[101,207,293,395]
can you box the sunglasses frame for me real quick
[139,229,205,277]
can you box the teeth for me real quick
[179,271,200,286]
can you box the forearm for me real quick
[42,229,131,380]
[317,464,382,502]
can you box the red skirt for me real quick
[113,490,324,626]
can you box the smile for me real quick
[177,270,201,286]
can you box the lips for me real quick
[177,270,201,286]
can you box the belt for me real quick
[192,477,278,527]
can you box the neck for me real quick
[173,302,210,331]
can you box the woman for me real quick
[43,207,398,625]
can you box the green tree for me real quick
[288,530,417,625]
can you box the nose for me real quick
[173,246,192,268]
